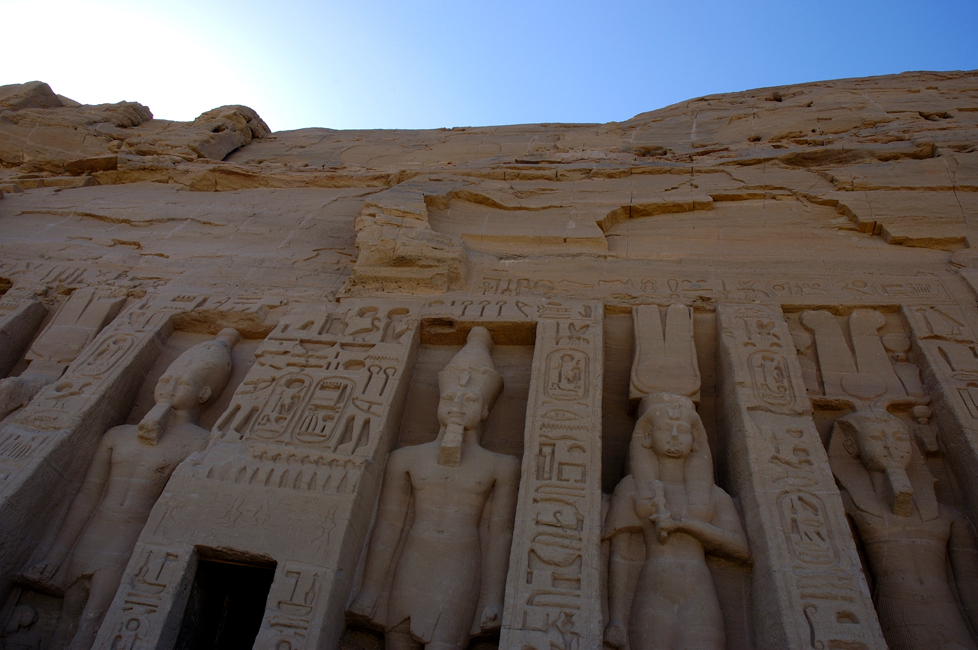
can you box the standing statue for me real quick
[20,328,240,650]
[349,326,520,650]
[603,394,751,650]
[829,409,978,650]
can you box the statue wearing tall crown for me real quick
[20,329,240,650]
[349,326,521,650]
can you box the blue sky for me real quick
[4,0,977,131]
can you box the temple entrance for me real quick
[175,555,276,650]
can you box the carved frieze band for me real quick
[716,303,886,650]
[501,301,603,650]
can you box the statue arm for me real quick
[349,450,412,621]
[605,530,636,648]
[947,506,978,632]
[25,431,114,579]
[663,489,751,563]
[479,456,521,630]
[603,478,642,648]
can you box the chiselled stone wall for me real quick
[1,71,978,650]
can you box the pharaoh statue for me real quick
[19,328,240,650]
[829,409,978,650]
[349,326,520,650]
[603,394,751,650]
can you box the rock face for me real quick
[0,71,977,650]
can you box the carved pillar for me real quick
[0,298,47,378]
[905,304,978,525]
[0,301,171,597]
[501,300,603,650]
[93,299,421,650]
[715,303,886,650]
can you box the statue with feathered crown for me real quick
[604,305,750,650]
[349,326,520,650]
[20,329,240,650]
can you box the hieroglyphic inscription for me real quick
[212,301,419,459]
[198,446,365,495]
[905,304,978,526]
[253,562,326,650]
[716,303,886,650]
[102,545,192,650]
[501,301,602,650]
[476,273,952,305]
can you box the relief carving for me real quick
[349,327,520,649]
[829,409,978,650]
[629,304,700,403]
[0,289,124,419]
[17,329,239,650]
[717,303,887,649]
[603,394,751,650]
[604,304,750,650]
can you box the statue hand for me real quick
[604,619,628,648]
[479,602,503,632]
[650,513,681,543]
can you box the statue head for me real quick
[139,328,240,445]
[154,328,240,410]
[837,409,912,473]
[638,393,699,460]
[632,393,714,510]
[831,409,934,518]
[436,326,503,466]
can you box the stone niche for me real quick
[341,320,535,650]
[0,306,260,650]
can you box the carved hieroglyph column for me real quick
[905,304,978,525]
[93,299,421,650]
[501,300,603,650]
[715,303,886,650]
[0,300,171,598]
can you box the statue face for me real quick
[647,407,694,459]
[855,413,912,472]
[437,379,486,431]
[154,369,210,412]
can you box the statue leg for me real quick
[66,568,123,650]
[49,578,89,650]
[386,621,422,650]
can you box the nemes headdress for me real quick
[437,326,503,466]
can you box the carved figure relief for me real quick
[603,394,751,650]
[17,329,240,650]
[0,290,124,420]
[829,409,978,650]
[349,327,520,649]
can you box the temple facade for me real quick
[1,71,978,650]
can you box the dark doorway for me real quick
[175,555,276,650]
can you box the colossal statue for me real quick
[349,326,520,650]
[603,393,751,650]
[829,409,978,650]
[19,328,240,650]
